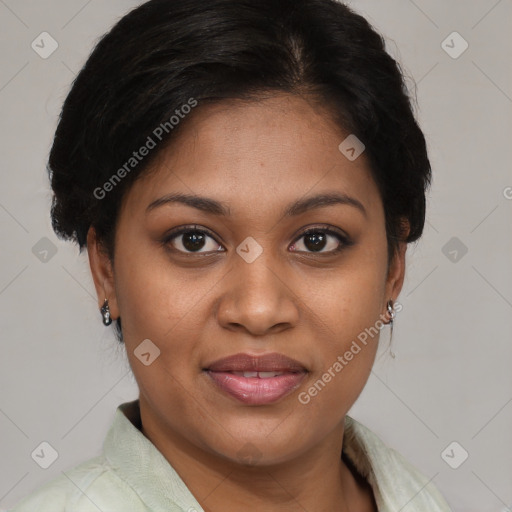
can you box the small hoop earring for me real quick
[100,298,112,326]
[386,299,396,358]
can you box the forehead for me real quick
[122,94,382,221]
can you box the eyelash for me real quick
[160,224,353,256]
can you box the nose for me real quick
[215,253,300,337]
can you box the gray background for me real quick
[1,1,511,510]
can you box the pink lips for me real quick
[204,352,307,405]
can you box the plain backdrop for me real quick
[1,1,511,511]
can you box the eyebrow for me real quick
[146,191,367,218]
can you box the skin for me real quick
[88,93,409,512]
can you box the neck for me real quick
[138,401,374,511]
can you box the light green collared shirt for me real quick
[10,400,453,511]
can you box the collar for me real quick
[104,399,204,511]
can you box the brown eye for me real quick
[163,226,224,254]
[290,227,351,254]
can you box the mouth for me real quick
[203,352,308,405]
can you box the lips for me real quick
[205,352,307,373]
[204,352,307,405]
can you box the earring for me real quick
[386,299,396,359]
[100,298,112,326]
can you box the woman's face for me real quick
[89,93,407,466]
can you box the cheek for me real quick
[299,251,387,406]
[298,307,382,434]
[301,246,387,338]
[114,256,209,410]
[113,247,217,379]
[114,243,196,335]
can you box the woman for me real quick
[10,0,453,510]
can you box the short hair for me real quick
[48,0,431,342]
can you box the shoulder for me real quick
[8,455,146,512]
[344,416,453,512]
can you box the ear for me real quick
[86,227,119,320]
[383,219,410,310]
